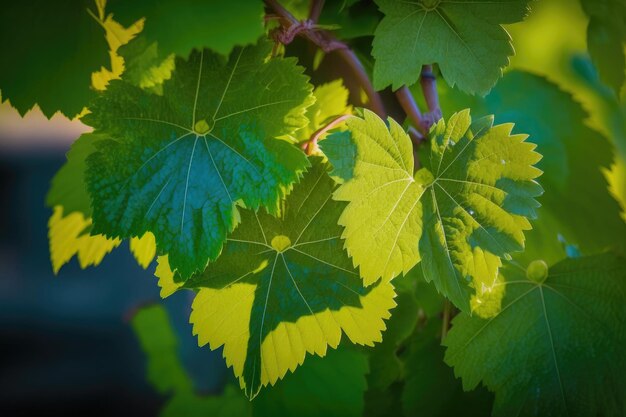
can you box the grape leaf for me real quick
[319,0,382,40]
[253,348,369,417]
[580,0,626,95]
[0,0,109,117]
[334,109,542,313]
[154,256,184,298]
[185,159,396,398]
[131,304,192,394]
[319,130,357,184]
[444,254,626,416]
[130,232,157,269]
[367,288,418,391]
[482,71,626,264]
[118,35,175,93]
[48,206,121,274]
[84,40,314,280]
[363,383,404,417]
[295,80,352,142]
[372,0,531,94]
[47,133,106,216]
[131,305,251,417]
[402,319,493,417]
[90,0,143,91]
[46,133,156,272]
[109,0,264,59]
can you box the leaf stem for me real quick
[264,0,386,117]
[396,86,427,136]
[301,114,351,155]
[308,0,325,23]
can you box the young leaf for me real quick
[186,159,396,399]
[0,0,110,117]
[444,254,626,416]
[372,0,531,94]
[109,0,264,58]
[295,80,352,142]
[84,40,314,280]
[334,109,542,313]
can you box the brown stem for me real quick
[336,48,386,117]
[309,0,325,23]
[396,86,427,136]
[264,0,385,117]
[420,65,442,125]
[302,114,351,155]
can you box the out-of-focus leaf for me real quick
[253,348,368,417]
[0,0,109,117]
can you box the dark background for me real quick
[0,149,227,416]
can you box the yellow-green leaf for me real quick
[185,159,396,399]
[335,109,542,312]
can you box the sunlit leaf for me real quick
[335,109,542,313]
[187,159,396,398]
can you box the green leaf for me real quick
[334,109,542,313]
[84,40,314,279]
[363,383,404,417]
[580,0,626,95]
[253,348,368,417]
[367,289,418,390]
[319,1,382,40]
[319,130,357,183]
[483,71,626,264]
[161,387,251,417]
[444,254,626,416]
[372,0,531,94]
[131,305,251,417]
[109,0,265,58]
[295,79,352,142]
[402,319,493,417]
[185,159,396,399]
[46,133,106,217]
[47,206,121,274]
[131,304,192,394]
[0,0,109,117]
[118,35,176,93]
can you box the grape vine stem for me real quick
[301,114,351,155]
[264,0,386,117]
